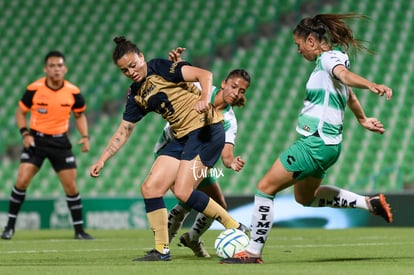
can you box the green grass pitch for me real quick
[0,228,413,275]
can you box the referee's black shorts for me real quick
[20,130,76,172]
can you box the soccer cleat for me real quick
[220,250,263,264]
[133,249,172,261]
[178,232,210,257]
[1,227,14,240]
[237,223,250,236]
[74,231,94,240]
[368,194,393,223]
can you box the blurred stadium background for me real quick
[0,0,413,200]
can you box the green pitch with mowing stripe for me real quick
[0,228,413,275]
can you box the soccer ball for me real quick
[214,228,249,258]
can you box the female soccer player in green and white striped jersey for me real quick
[222,13,393,264]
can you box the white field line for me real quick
[0,247,144,255]
[266,242,414,249]
[1,242,413,255]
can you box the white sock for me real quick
[168,204,190,243]
[309,186,368,210]
[246,192,274,256]
[188,213,214,241]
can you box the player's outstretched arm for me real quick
[90,119,135,177]
[221,143,245,172]
[347,88,385,134]
[333,65,392,100]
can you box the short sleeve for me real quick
[321,50,350,78]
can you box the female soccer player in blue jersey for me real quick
[154,48,251,257]
[90,37,247,261]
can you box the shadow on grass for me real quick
[307,256,414,263]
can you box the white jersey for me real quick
[296,49,350,144]
[153,84,237,153]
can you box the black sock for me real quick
[6,186,26,229]
[66,193,84,233]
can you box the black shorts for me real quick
[20,131,76,172]
[158,122,225,167]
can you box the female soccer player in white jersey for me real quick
[222,13,393,264]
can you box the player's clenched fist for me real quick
[90,161,104,177]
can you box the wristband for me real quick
[82,135,89,139]
[19,127,29,136]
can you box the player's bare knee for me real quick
[141,183,150,198]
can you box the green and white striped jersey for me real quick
[296,49,350,145]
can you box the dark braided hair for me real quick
[293,13,369,53]
[112,36,142,64]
